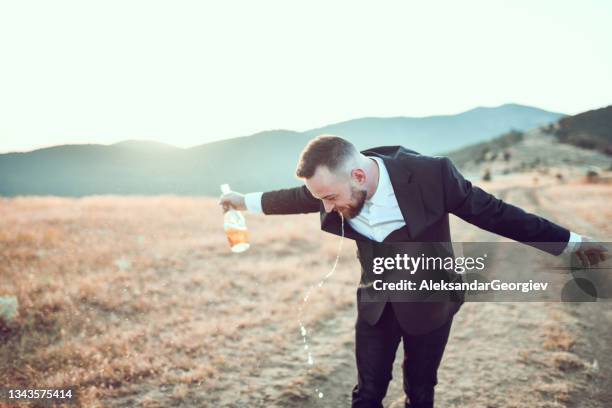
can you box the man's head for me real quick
[296,135,373,219]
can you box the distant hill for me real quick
[0,104,566,197]
[548,105,612,155]
[0,130,307,196]
[445,130,526,169]
[111,140,182,152]
[304,103,563,153]
[446,127,611,180]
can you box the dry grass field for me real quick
[1,173,611,407]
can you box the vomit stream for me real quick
[297,213,344,400]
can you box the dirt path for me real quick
[273,183,612,408]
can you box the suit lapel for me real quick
[380,154,428,240]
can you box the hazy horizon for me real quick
[1,1,611,153]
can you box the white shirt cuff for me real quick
[244,192,264,213]
[562,231,582,254]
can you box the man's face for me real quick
[305,165,367,219]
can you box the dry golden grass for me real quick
[1,175,611,407]
[0,196,359,406]
[542,326,576,352]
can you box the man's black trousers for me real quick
[351,303,453,408]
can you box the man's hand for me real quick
[572,237,608,268]
[218,190,247,212]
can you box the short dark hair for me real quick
[295,135,358,179]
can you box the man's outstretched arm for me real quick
[440,157,607,264]
[219,185,320,215]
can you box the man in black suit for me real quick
[219,135,607,408]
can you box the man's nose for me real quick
[323,201,334,213]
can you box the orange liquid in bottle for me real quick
[225,228,250,252]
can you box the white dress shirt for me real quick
[243,157,581,252]
[340,157,405,242]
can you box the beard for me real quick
[338,186,367,219]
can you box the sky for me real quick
[1,0,611,153]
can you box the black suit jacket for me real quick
[260,146,570,333]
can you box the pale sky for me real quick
[1,0,611,153]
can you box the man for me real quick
[219,135,607,408]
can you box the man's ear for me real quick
[351,168,367,184]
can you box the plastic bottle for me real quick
[220,184,250,253]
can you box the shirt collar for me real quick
[366,156,394,206]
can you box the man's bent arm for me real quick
[440,157,573,256]
[245,186,320,215]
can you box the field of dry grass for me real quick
[0,195,361,407]
[1,173,611,407]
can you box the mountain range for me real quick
[0,104,569,196]
[446,106,612,181]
